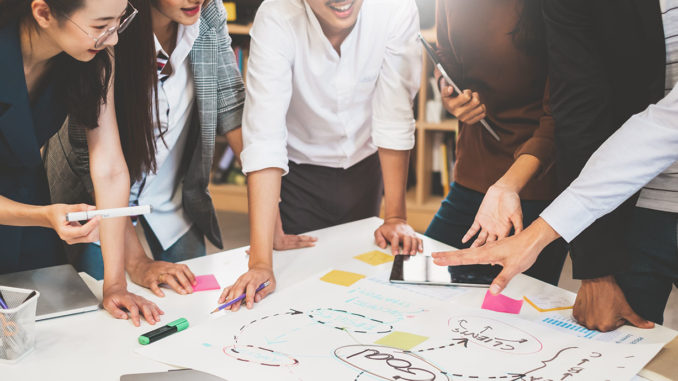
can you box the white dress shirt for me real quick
[636,0,678,212]
[240,0,421,175]
[540,84,678,242]
[129,21,200,250]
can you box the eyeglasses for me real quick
[64,1,138,49]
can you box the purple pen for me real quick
[210,280,270,314]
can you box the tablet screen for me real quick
[389,254,500,287]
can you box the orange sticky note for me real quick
[320,270,365,287]
[354,251,394,266]
[524,295,574,312]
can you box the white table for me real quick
[1,218,675,381]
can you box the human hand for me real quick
[432,217,559,294]
[127,257,196,297]
[462,183,523,247]
[272,212,317,250]
[573,276,654,332]
[441,82,486,125]
[217,265,275,312]
[102,282,164,327]
[44,203,101,244]
[374,217,423,255]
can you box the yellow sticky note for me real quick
[375,331,429,351]
[354,250,394,266]
[320,270,366,287]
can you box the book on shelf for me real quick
[232,46,249,76]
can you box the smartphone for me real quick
[389,254,500,287]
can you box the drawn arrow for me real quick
[415,337,469,352]
[494,337,528,344]
[441,371,526,380]
[234,308,306,343]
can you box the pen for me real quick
[0,292,8,309]
[138,318,189,345]
[418,33,501,142]
[210,281,270,314]
[66,205,152,222]
[21,291,37,305]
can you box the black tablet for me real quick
[389,254,500,287]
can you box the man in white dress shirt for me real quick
[432,83,678,332]
[219,0,424,310]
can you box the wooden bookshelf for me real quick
[210,26,456,233]
[227,23,252,36]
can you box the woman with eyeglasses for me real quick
[0,0,168,326]
[45,0,312,290]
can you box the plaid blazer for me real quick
[44,0,245,249]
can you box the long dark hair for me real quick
[0,0,112,129]
[510,0,546,57]
[113,0,158,181]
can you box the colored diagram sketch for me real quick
[137,268,669,381]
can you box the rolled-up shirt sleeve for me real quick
[240,4,294,175]
[371,0,421,151]
[541,84,678,242]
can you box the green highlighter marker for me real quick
[138,318,189,345]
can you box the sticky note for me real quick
[524,295,574,312]
[192,275,221,292]
[320,270,366,287]
[481,290,523,314]
[375,331,429,350]
[354,250,394,266]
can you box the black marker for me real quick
[138,318,189,345]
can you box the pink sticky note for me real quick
[192,274,221,292]
[481,290,523,314]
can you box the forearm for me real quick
[123,218,150,271]
[494,154,541,193]
[92,170,130,287]
[225,127,243,163]
[541,94,678,242]
[524,217,562,252]
[247,168,284,269]
[0,196,49,227]
[378,148,410,221]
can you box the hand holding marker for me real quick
[211,281,271,314]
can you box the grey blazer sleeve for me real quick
[44,118,94,205]
[215,6,245,136]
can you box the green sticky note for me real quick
[354,250,394,266]
[375,331,429,351]
[320,270,366,287]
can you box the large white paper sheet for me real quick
[137,267,672,381]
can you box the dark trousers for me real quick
[425,182,568,286]
[71,218,206,280]
[616,207,678,324]
[280,153,384,235]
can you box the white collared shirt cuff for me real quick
[372,117,416,150]
[540,190,598,243]
[241,145,289,175]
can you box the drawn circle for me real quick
[307,308,393,334]
[335,345,450,381]
[447,316,543,354]
[223,345,299,367]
